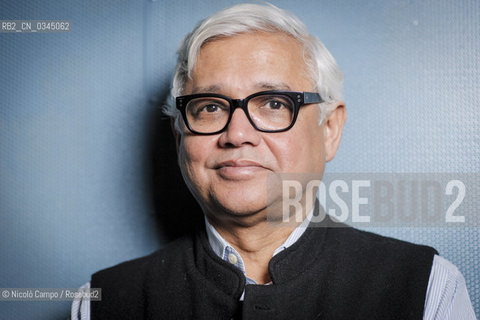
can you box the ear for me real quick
[323,102,346,162]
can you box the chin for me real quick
[207,193,268,217]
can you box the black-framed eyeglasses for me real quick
[176,91,323,135]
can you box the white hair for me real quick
[163,3,344,133]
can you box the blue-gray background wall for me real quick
[1,1,478,318]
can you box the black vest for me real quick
[91,219,436,319]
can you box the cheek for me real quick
[303,119,325,159]
[271,136,302,170]
[183,135,214,159]
[270,112,325,173]
[304,128,326,171]
[181,136,217,177]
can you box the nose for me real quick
[218,108,261,148]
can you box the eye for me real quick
[255,96,293,112]
[187,98,230,118]
[195,102,229,115]
[266,100,286,110]
[201,104,221,113]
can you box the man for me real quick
[72,3,476,319]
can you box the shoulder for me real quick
[424,255,477,319]
[92,234,194,284]
[430,255,463,281]
[349,227,434,249]
[428,255,466,295]
[320,222,438,256]
[90,234,197,317]
[312,224,439,274]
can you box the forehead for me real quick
[185,31,313,95]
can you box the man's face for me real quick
[180,32,329,219]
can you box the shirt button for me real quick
[228,253,238,264]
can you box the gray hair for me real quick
[163,3,344,134]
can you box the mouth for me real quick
[215,160,267,180]
[216,160,264,168]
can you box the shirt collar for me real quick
[204,209,313,279]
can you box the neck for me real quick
[206,200,313,284]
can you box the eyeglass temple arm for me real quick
[303,92,323,104]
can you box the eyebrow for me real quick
[191,85,222,94]
[256,82,292,91]
[190,82,293,95]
